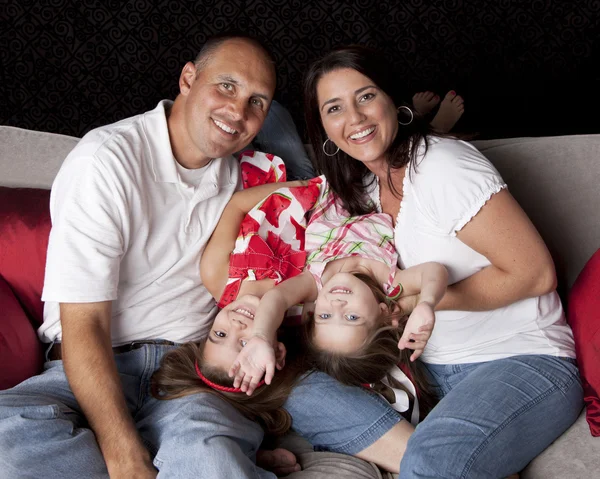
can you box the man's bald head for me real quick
[194,33,275,78]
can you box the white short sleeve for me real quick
[42,154,124,303]
[411,138,506,236]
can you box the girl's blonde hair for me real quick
[304,272,437,416]
[151,337,306,435]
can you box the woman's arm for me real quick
[200,180,307,299]
[436,188,556,311]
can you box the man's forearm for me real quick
[60,304,153,475]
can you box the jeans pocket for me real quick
[0,403,60,421]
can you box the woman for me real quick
[303,45,583,478]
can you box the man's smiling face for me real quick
[177,38,276,166]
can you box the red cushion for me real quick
[0,187,51,326]
[0,275,44,389]
[568,248,600,436]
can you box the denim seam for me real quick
[324,408,402,455]
[138,345,153,410]
[525,358,579,393]
[459,383,561,478]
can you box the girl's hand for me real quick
[229,336,277,396]
[397,301,435,361]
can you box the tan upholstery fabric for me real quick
[2,125,599,478]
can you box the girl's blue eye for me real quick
[346,314,359,321]
[318,313,331,319]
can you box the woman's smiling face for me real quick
[317,68,399,167]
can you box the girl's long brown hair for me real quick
[304,273,437,417]
[151,335,307,435]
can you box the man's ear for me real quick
[275,341,287,370]
[179,61,197,96]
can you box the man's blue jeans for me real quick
[0,343,400,478]
[399,354,583,478]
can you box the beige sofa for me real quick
[1,125,599,478]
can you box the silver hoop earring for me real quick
[397,105,414,126]
[322,138,340,157]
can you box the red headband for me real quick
[195,360,265,393]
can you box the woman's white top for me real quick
[369,137,575,364]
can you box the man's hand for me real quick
[397,301,435,361]
[229,336,280,395]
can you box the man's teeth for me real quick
[233,308,254,319]
[214,119,237,134]
[350,127,375,140]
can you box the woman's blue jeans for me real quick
[399,354,583,478]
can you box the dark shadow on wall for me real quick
[2,0,599,140]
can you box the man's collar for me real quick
[145,100,239,188]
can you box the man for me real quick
[0,34,411,478]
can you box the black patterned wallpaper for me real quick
[2,0,600,140]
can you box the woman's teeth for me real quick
[350,127,375,140]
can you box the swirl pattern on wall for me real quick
[2,0,599,139]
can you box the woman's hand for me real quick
[229,336,285,395]
[397,301,435,361]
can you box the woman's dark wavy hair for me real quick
[304,45,432,216]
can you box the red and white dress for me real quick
[217,151,322,324]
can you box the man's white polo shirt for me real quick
[40,101,239,345]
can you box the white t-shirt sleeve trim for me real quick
[453,183,507,236]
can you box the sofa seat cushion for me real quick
[0,275,43,389]
[0,187,51,326]
[568,248,600,436]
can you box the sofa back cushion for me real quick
[0,126,78,189]
[472,135,600,291]
[0,187,51,326]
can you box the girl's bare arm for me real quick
[252,271,318,340]
[393,262,448,308]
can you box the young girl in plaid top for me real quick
[229,175,448,411]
